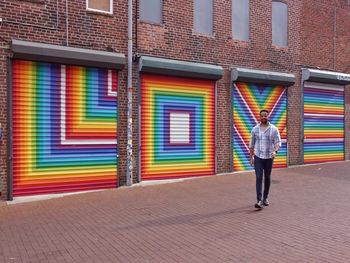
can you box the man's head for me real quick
[259,109,269,124]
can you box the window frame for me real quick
[272,1,288,47]
[86,0,113,15]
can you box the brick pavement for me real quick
[1,161,350,262]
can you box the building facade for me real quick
[0,0,349,200]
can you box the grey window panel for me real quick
[232,0,249,41]
[139,0,162,24]
[194,0,213,34]
[272,2,288,47]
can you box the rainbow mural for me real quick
[12,60,118,196]
[233,82,287,171]
[141,74,215,180]
[303,85,344,164]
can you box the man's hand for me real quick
[249,148,254,166]
[271,151,276,159]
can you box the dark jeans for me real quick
[254,155,274,202]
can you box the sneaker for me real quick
[263,199,270,206]
[254,200,263,209]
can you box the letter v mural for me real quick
[231,68,295,172]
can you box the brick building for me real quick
[0,0,349,200]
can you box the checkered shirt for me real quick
[249,123,282,159]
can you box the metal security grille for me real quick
[233,82,288,172]
[12,60,118,196]
[140,74,215,180]
[303,82,344,164]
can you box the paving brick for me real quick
[1,161,350,262]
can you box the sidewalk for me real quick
[1,161,350,263]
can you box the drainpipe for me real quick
[333,7,337,70]
[126,0,133,186]
[0,123,2,193]
[66,0,69,46]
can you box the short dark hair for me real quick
[260,109,269,115]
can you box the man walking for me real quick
[249,109,281,209]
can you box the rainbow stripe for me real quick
[233,82,287,171]
[303,85,344,164]
[141,74,215,179]
[12,60,118,196]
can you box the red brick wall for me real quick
[137,0,302,170]
[0,47,8,200]
[0,0,130,199]
[301,0,350,69]
[137,0,350,170]
[1,0,350,199]
[301,0,350,162]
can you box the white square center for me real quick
[170,112,190,144]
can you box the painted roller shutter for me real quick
[140,74,215,180]
[303,82,344,164]
[12,60,118,196]
[233,82,287,171]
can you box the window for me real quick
[139,0,162,24]
[272,1,288,47]
[87,0,113,14]
[232,0,249,41]
[194,0,213,35]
